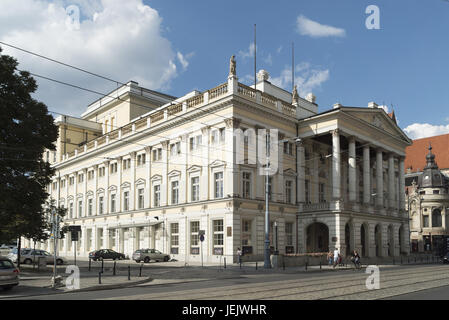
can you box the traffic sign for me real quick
[200,234,205,242]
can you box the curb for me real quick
[0,277,153,300]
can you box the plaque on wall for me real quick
[227,226,232,237]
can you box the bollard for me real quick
[305,262,308,271]
[101,259,104,273]
[113,261,116,276]
[224,257,226,269]
[139,263,143,277]
[320,261,322,270]
[256,262,258,270]
[98,271,102,284]
[128,265,131,280]
[283,260,285,271]
[89,258,91,272]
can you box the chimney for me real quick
[368,101,378,108]
[333,103,342,109]
[306,93,316,104]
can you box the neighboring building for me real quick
[406,145,449,254]
[24,58,412,262]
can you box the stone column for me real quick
[117,157,122,213]
[74,173,78,218]
[348,137,356,202]
[81,226,87,256]
[332,129,341,200]
[277,133,285,203]
[376,149,384,207]
[363,145,371,204]
[104,226,109,249]
[130,152,136,211]
[161,140,169,205]
[312,145,319,203]
[104,161,110,214]
[388,153,396,210]
[296,140,305,204]
[83,168,88,217]
[93,165,98,215]
[200,128,210,201]
[399,157,406,213]
[224,118,240,198]
[145,147,152,208]
[179,136,187,203]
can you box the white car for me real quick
[8,249,67,265]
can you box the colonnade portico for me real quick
[297,120,410,258]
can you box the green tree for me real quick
[0,47,58,246]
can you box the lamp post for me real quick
[264,131,271,269]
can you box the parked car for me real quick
[8,249,66,265]
[89,249,125,261]
[132,249,170,263]
[0,257,19,291]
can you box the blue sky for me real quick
[1,0,449,138]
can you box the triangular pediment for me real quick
[341,107,411,144]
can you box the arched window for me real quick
[432,209,442,227]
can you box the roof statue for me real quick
[229,55,236,77]
[292,85,299,106]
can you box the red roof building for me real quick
[405,133,449,173]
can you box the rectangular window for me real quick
[170,223,179,254]
[69,202,74,219]
[170,142,181,157]
[242,172,251,199]
[219,128,226,142]
[110,194,116,213]
[99,196,104,215]
[110,163,117,174]
[88,198,93,216]
[154,185,160,207]
[285,180,292,204]
[137,154,146,166]
[78,200,83,217]
[123,191,129,211]
[285,222,293,246]
[242,220,252,246]
[213,220,224,255]
[53,182,57,190]
[171,181,179,205]
[319,183,325,203]
[88,170,94,180]
[423,215,429,228]
[191,177,199,202]
[214,172,223,198]
[305,180,310,203]
[138,188,144,209]
[189,135,202,151]
[211,130,219,144]
[78,173,84,183]
[152,148,162,161]
[190,221,199,254]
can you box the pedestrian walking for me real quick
[237,247,242,264]
[333,247,339,268]
[327,251,333,265]
[351,250,361,269]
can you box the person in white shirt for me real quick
[333,248,339,268]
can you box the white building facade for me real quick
[24,59,412,263]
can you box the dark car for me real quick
[89,249,125,261]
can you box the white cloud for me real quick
[403,123,449,140]
[270,63,330,96]
[0,0,187,116]
[296,15,346,38]
[264,53,272,66]
[177,51,194,71]
[238,42,256,60]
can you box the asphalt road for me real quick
[4,264,449,300]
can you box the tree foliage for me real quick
[0,47,58,243]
